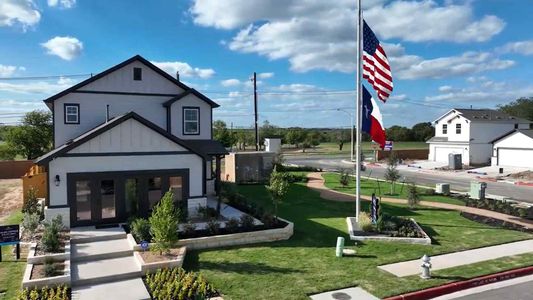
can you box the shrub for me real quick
[358,212,374,232]
[41,215,63,253]
[17,285,69,300]
[266,166,290,218]
[181,221,197,236]
[149,191,180,255]
[426,188,435,196]
[206,219,220,235]
[197,205,218,220]
[144,268,217,300]
[44,257,56,277]
[225,217,240,232]
[284,173,308,183]
[406,182,420,209]
[22,187,39,215]
[261,212,277,228]
[339,169,350,187]
[22,213,40,236]
[239,214,255,230]
[131,218,151,242]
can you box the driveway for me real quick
[285,155,533,204]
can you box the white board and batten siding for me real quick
[493,132,533,168]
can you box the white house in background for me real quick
[491,130,533,168]
[36,55,228,227]
[427,108,531,166]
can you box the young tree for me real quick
[213,120,236,148]
[384,153,400,195]
[149,191,180,255]
[339,169,350,188]
[266,166,290,219]
[406,182,420,209]
[5,110,52,159]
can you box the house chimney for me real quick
[106,104,110,122]
[176,71,180,81]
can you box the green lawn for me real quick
[0,210,25,300]
[323,172,466,206]
[184,182,532,299]
[283,141,428,156]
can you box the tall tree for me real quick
[5,110,52,160]
[213,120,235,148]
[411,122,434,141]
[497,97,533,123]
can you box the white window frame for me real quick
[442,124,447,134]
[64,104,79,124]
[183,107,200,135]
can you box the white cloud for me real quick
[0,0,41,29]
[0,77,80,94]
[276,83,322,93]
[151,61,215,79]
[0,65,25,77]
[392,51,514,80]
[191,0,505,73]
[47,0,76,9]
[258,72,274,79]
[498,40,533,56]
[438,85,453,92]
[41,36,83,60]
[220,79,241,87]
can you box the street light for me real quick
[337,108,354,162]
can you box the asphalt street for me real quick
[285,155,533,204]
[451,279,533,300]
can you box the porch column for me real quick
[215,155,222,196]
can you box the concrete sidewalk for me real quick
[310,287,379,300]
[378,239,533,277]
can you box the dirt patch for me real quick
[30,262,65,280]
[138,247,185,263]
[508,171,533,181]
[0,179,23,222]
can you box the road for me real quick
[285,155,533,204]
[452,280,533,300]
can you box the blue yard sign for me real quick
[384,141,393,151]
[140,240,149,251]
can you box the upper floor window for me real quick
[514,124,519,129]
[442,124,447,134]
[183,107,199,135]
[456,123,462,134]
[133,67,142,81]
[64,104,80,124]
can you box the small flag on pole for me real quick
[363,20,393,102]
[362,86,386,148]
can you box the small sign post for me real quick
[370,193,380,224]
[140,240,149,252]
[0,225,21,261]
[384,141,393,151]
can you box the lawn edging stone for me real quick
[26,241,71,264]
[129,217,293,251]
[22,255,71,289]
[133,247,186,275]
[346,217,432,245]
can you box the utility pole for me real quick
[252,72,259,151]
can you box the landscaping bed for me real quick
[16,285,70,300]
[30,261,66,280]
[143,268,219,300]
[347,214,431,245]
[465,198,533,220]
[460,212,533,233]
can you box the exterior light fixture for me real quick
[54,175,60,186]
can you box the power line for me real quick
[0,74,92,81]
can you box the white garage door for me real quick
[434,147,464,163]
[499,148,533,168]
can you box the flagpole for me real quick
[355,0,362,222]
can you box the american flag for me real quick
[362,20,393,102]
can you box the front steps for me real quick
[70,226,150,300]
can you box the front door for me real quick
[71,177,119,226]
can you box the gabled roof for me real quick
[434,108,531,124]
[163,89,220,108]
[491,129,533,144]
[185,140,228,155]
[43,55,219,109]
[35,112,209,164]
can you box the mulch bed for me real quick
[460,212,533,233]
[30,262,65,280]
[138,247,185,263]
[21,227,70,255]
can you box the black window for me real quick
[442,124,447,134]
[133,67,142,81]
[183,107,200,135]
[64,103,80,124]
[514,124,518,129]
[456,123,461,134]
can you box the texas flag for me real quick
[362,85,386,149]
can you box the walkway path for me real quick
[306,172,533,230]
[378,239,533,277]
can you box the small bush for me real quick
[41,215,63,253]
[206,219,220,235]
[44,257,56,277]
[149,191,180,255]
[131,218,151,242]
[359,212,374,232]
[145,268,217,300]
[17,285,69,300]
[261,212,277,228]
[181,221,197,236]
[406,182,420,209]
[197,205,218,220]
[225,217,240,232]
[339,170,350,187]
[426,188,435,195]
[239,214,255,230]
[22,213,40,236]
[22,187,39,215]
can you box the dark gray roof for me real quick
[35,112,210,164]
[426,136,448,143]
[454,108,531,123]
[162,89,220,108]
[491,129,533,143]
[186,140,228,155]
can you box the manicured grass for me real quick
[323,172,466,206]
[184,182,531,299]
[0,210,25,300]
[283,141,428,156]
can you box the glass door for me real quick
[75,180,92,222]
[100,179,116,220]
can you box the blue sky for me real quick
[0,0,532,129]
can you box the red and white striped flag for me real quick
[362,20,393,102]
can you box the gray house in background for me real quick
[36,55,227,227]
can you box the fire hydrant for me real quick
[420,254,432,279]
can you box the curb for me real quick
[384,265,533,300]
[516,181,533,187]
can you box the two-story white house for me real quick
[36,55,228,227]
[427,108,531,166]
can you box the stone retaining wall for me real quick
[133,247,186,275]
[347,217,431,245]
[22,242,71,289]
[27,241,71,264]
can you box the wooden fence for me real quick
[0,160,34,179]
[22,165,47,199]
